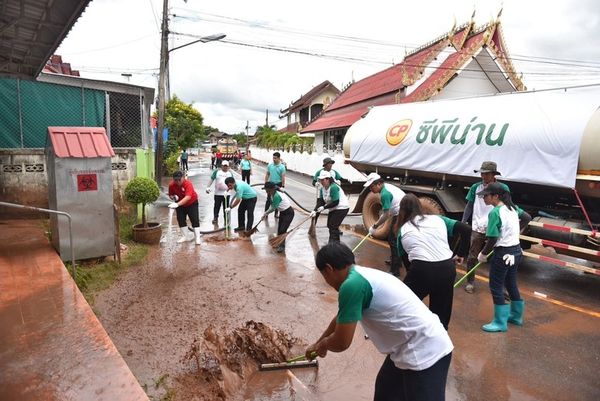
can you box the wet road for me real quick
[96,153,600,401]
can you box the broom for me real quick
[453,251,493,288]
[307,212,319,238]
[241,214,266,237]
[268,215,313,248]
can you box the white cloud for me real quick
[57,0,600,134]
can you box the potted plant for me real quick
[124,176,162,244]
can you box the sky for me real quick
[56,0,600,135]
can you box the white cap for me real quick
[363,172,381,187]
[317,170,331,180]
[222,160,229,166]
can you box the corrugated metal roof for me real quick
[48,127,115,158]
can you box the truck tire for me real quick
[362,192,392,240]
[419,196,444,215]
[362,193,446,240]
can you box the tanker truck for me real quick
[343,85,600,275]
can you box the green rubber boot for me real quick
[482,304,510,332]
[508,300,525,326]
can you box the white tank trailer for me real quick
[343,86,600,274]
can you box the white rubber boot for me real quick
[193,227,201,245]
[178,226,194,243]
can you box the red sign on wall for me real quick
[77,174,98,191]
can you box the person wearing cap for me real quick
[312,157,343,187]
[310,170,350,243]
[264,152,286,218]
[476,182,531,332]
[264,181,295,253]
[461,161,510,293]
[224,177,257,232]
[364,173,406,276]
[168,170,201,245]
[206,161,234,225]
[306,242,453,401]
[394,194,471,329]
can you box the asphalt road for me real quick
[136,154,600,400]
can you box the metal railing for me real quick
[0,202,76,278]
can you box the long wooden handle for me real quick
[352,233,372,253]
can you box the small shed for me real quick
[46,127,115,261]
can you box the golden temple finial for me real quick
[497,3,504,21]
[471,6,476,22]
[448,16,457,40]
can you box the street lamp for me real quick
[154,31,226,185]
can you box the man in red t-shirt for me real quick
[215,151,223,167]
[168,170,201,244]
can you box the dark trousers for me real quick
[180,159,188,170]
[213,194,230,221]
[264,183,283,212]
[489,245,523,305]
[403,258,457,330]
[237,197,257,230]
[388,215,401,274]
[374,353,451,401]
[241,169,251,184]
[210,157,215,169]
[465,231,486,284]
[277,207,295,246]
[176,201,199,228]
[327,208,349,243]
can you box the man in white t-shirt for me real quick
[206,160,234,225]
[307,242,453,401]
[461,161,510,293]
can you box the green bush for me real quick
[124,177,160,227]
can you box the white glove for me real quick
[477,252,487,263]
[168,202,179,209]
[503,254,515,266]
[224,207,231,213]
[316,206,325,213]
[368,226,376,236]
[205,188,212,194]
[310,210,317,218]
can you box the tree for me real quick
[164,95,204,150]
[233,132,247,147]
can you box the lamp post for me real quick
[154,0,225,185]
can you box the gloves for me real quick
[316,206,325,213]
[224,207,231,213]
[310,210,317,218]
[168,202,179,209]
[503,254,515,266]
[368,225,377,236]
[206,188,212,194]
[477,252,487,263]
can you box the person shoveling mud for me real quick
[306,243,453,401]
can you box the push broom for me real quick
[453,251,493,288]
[259,352,318,371]
[268,215,313,248]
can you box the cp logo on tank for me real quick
[386,119,412,146]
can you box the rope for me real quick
[573,188,597,236]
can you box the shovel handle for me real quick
[287,351,317,363]
[352,233,372,253]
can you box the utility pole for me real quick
[265,109,269,127]
[155,0,169,185]
[245,121,250,152]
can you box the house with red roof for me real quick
[302,13,526,153]
[278,80,340,134]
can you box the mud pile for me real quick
[176,320,299,400]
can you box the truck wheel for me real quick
[362,192,392,240]
[419,196,444,215]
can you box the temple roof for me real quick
[302,18,525,134]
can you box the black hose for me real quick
[249,182,362,217]
[188,226,226,234]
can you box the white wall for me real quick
[249,147,366,182]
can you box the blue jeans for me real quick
[489,245,522,305]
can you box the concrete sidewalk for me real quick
[0,219,148,401]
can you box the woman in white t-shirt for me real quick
[306,242,453,401]
[395,194,471,329]
[476,182,531,333]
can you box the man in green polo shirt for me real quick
[224,177,258,232]
[264,152,286,218]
